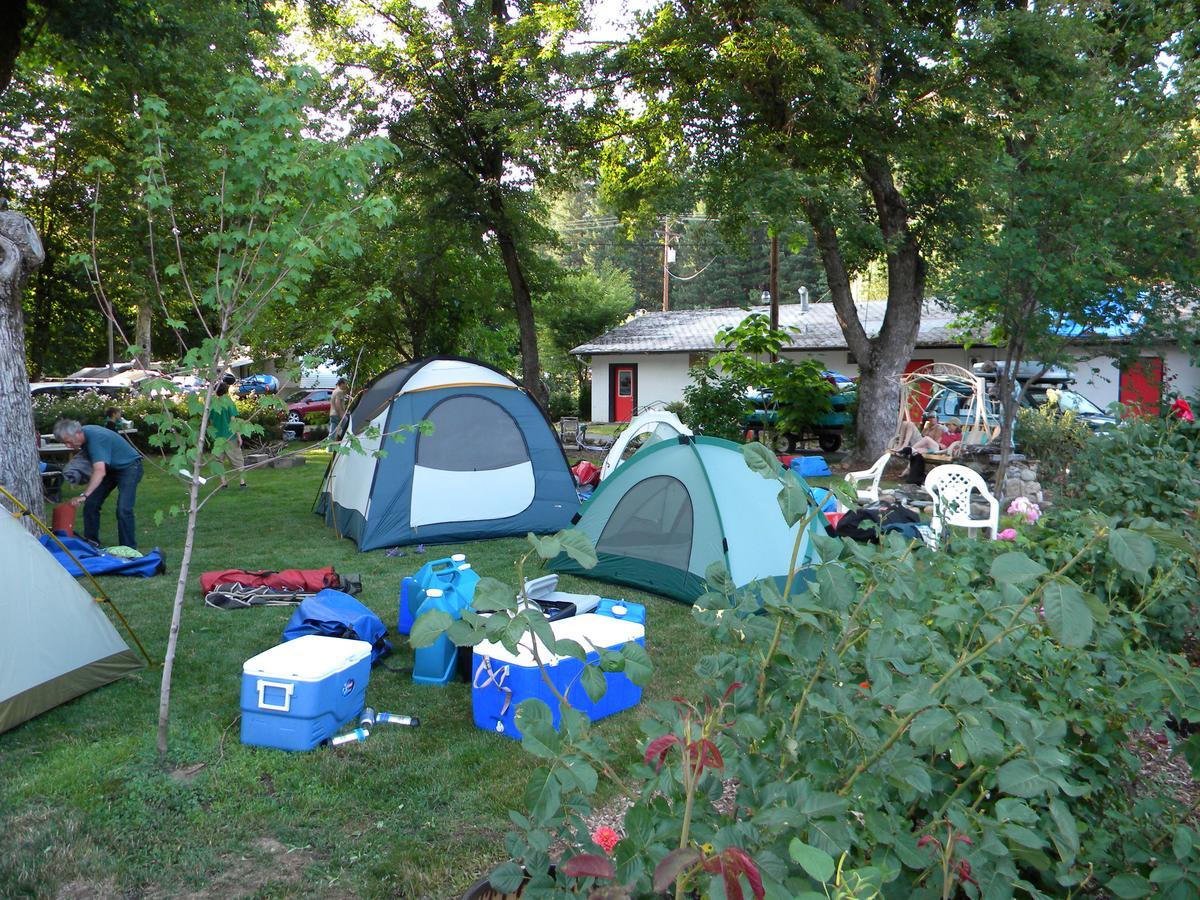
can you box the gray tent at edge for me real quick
[0,506,142,734]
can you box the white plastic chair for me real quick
[844,452,891,505]
[923,464,999,543]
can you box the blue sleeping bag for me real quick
[40,533,166,577]
[283,588,392,665]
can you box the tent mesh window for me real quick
[597,475,693,569]
[417,396,530,471]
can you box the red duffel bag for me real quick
[199,566,340,594]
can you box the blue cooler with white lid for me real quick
[240,635,372,751]
[471,613,645,740]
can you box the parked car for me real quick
[923,376,1117,432]
[284,388,334,438]
[31,381,126,399]
[237,374,280,396]
[744,371,856,453]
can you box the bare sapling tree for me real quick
[85,68,393,756]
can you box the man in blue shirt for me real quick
[53,419,144,548]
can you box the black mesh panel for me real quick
[416,396,529,471]
[597,476,693,570]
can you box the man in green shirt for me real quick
[54,418,144,548]
[209,381,247,488]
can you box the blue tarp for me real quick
[39,533,166,577]
[283,588,392,665]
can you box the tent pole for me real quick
[0,486,154,666]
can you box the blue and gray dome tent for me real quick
[551,436,824,603]
[316,357,579,550]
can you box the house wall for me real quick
[589,354,692,421]
[1074,345,1199,410]
[584,342,1197,422]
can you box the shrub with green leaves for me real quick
[680,363,751,442]
[1015,405,1090,486]
[461,439,1200,899]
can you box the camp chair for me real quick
[844,452,891,505]
[559,417,580,449]
[923,464,999,545]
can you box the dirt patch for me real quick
[55,878,121,900]
[142,836,342,900]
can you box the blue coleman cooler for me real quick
[398,554,468,635]
[471,614,645,740]
[240,635,372,751]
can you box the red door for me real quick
[1119,357,1163,417]
[609,364,637,422]
[904,359,935,422]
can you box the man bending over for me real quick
[53,418,144,549]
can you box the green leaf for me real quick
[909,708,956,749]
[990,552,1049,585]
[619,641,653,686]
[997,759,1047,798]
[961,723,1005,764]
[777,477,812,527]
[1049,799,1079,858]
[489,861,526,894]
[1041,578,1092,647]
[1173,825,1193,862]
[1106,873,1153,898]
[474,577,516,612]
[1108,528,1155,575]
[743,441,781,479]
[789,839,835,883]
[408,610,453,649]
[581,664,608,703]
[527,532,561,559]
[524,765,562,825]
[557,529,598,569]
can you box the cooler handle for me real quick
[257,679,295,712]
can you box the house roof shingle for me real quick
[570,302,979,356]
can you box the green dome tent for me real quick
[552,436,824,603]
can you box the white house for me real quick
[571,301,1199,422]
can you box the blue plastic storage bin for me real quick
[790,455,832,478]
[471,614,645,740]
[596,598,646,626]
[240,635,372,751]
[398,554,467,635]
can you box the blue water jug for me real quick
[398,554,466,635]
[412,563,480,686]
[596,598,647,626]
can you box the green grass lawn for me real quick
[2,448,717,899]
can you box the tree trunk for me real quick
[157,378,216,755]
[135,298,152,368]
[0,209,46,524]
[489,202,546,409]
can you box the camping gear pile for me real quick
[201,566,362,610]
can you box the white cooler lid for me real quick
[243,635,373,681]
[476,613,644,667]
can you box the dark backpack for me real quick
[834,502,920,544]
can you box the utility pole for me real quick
[768,233,779,333]
[661,218,672,312]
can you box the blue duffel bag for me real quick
[282,589,393,665]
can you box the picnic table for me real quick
[39,427,138,457]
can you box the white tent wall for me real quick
[0,508,141,733]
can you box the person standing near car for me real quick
[53,418,143,548]
[329,378,349,434]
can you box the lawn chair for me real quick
[923,464,999,545]
[844,452,891,505]
[559,417,580,450]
